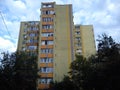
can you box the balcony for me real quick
[41,7,54,11]
[40,53,53,58]
[27,30,39,34]
[41,29,54,33]
[41,14,55,17]
[39,73,53,78]
[42,21,54,25]
[41,36,53,40]
[39,63,53,67]
[41,45,53,49]
[26,43,38,46]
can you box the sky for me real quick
[0,0,120,52]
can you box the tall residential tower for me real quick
[38,2,74,89]
[17,2,96,90]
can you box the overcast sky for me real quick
[0,0,120,52]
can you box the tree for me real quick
[15,51,38,90]
[0,51,38,90]
[0,52,16,90]
[95,34,120,90]
[69,34,120,90]
[97,34,119,62]
[69,55,95,90]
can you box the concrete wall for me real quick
[53,4,73,81]
[17,22,25,51]
[80,25,96,58]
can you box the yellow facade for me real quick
[74,25,96,58]
[17,2,96,90]
[38,2,74,89]
[53,4,74,82]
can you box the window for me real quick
[50,11,54,14]
[30,27,33,30]
[76,43,81,47]
[49,49,53,53]
[40,58,53,63]
[22,40,26,44]
[29,26,38,31]
[39,79,46,84]
[41,33,53,37]
[75,25,80,29]
[23,34,27,39]
[41,67,53,73]
[26,38,37,43]
[42,25,53,29]
[29,21,35,25]
[29,33,35,37]
[76,49,82,53]
[45,40,47,45]
[47,79,53,84]
[41,41,53,45]
[35,22,39,25]
[28,46,37,50]
[41,41,45,45]
[41,58,47,63]
[22,47,26,51]
[42,4,53,8]
[41,49,53,53]
[24,28,27,32]
[42,17,53,22]
[75,31,80,35]
[30,39,34,43]
[75,37,80,41]
[34,40,38,43]
[48,58,53,62]
[48,41,53,45]
[42,10,55,15]
[39,78,53,84]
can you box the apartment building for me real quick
[74,25,96,58]
[17,21,40,54]
[17,2,96,90]
[37,2,74,89]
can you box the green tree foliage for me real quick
[0,52,16,90]
[0,51,38,90]
[97,34,119,62]
[15,52,38,90]
[69,55,96,90]
[94,34,120,90]
[69,34,120,90]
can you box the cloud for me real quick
[0,37,17,52]
[72,0,120,42]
